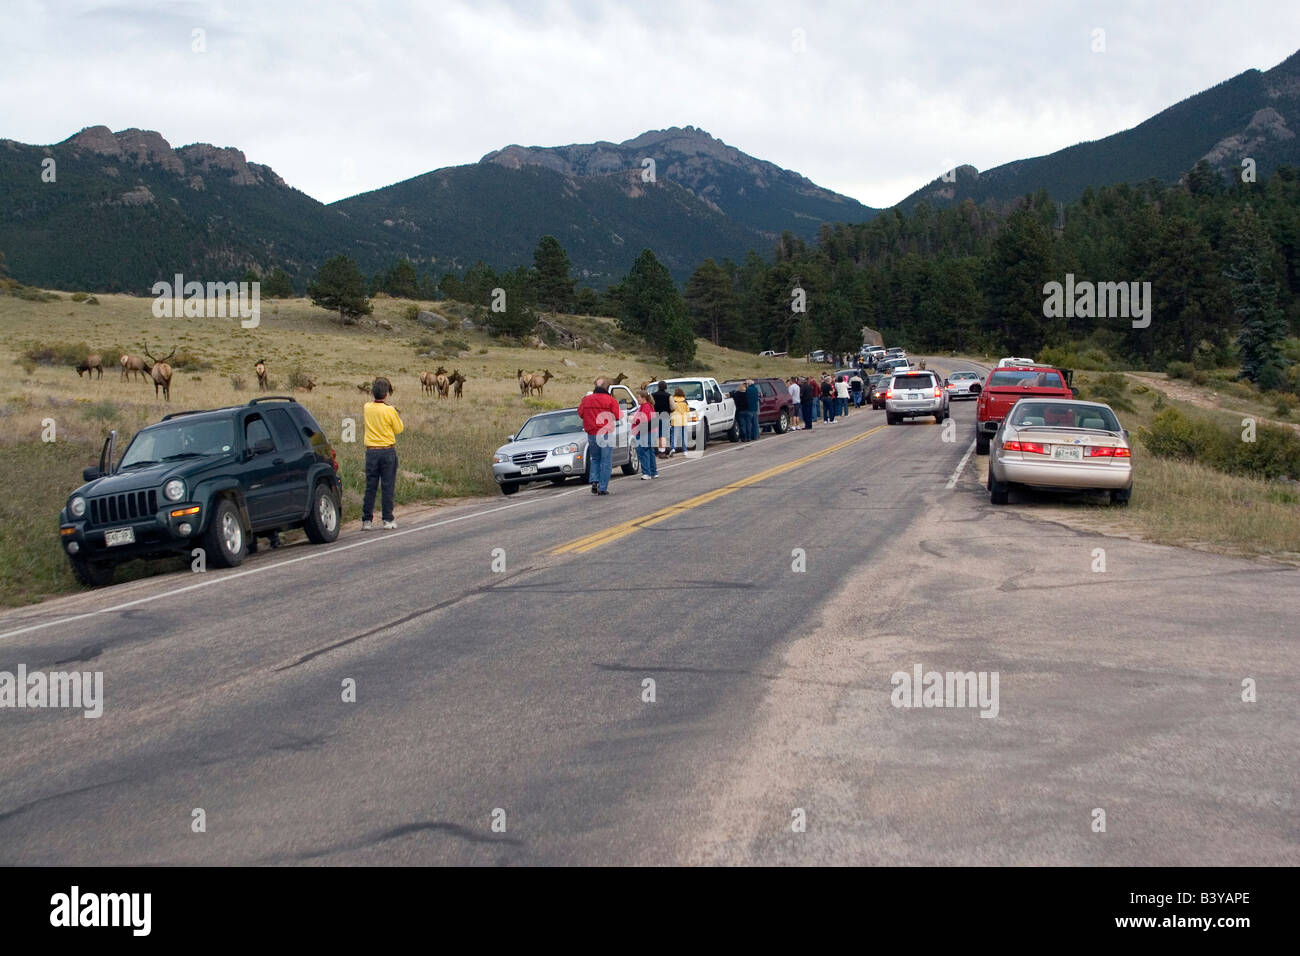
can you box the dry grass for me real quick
[0,291,814,605]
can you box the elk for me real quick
[516,368,529,398]
[524,369,552,397]
[451,370,466,399]
[419,366,447,397]
[612,372,628,386]
[255,359,268,391]
[120,353,149,382]
[144,345,176,402]
[76,353,104,379]
[293,379,317,393]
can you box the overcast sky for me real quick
[2,0,1297,207]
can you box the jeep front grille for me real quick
[89,490,158,525]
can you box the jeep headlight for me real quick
[69,495,86,518]
[552,442,578,456]
[163,479,186,502]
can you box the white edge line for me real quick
[945,439,977,490]
[0,423,827,642]
[0,496,549,641]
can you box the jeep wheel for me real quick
[774,409,790,434]
[975,432,990,455]
[69,556,114,588]
[304,481,341,544]
[205,498,246,567]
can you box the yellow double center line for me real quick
[550,425,886,555]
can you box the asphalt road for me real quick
[1,358,1296,865]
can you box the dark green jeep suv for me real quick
[59,397,342,587]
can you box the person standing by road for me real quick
[850,371,864,408]
[652,379,672,458]
[744,379,761,441]
[578,377,623,495]
[669,387,689,457]
[362,378,404,529]
[836,375,850,418]
[731,381,751,442]
[631,390,659,480]
[787,377,802,430]
[800,375,817,430]
[820,375,836,423]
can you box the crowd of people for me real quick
[783,368,869,430]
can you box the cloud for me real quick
[0,0,1296,207]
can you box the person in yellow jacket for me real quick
[362,378,403,529]
[668,388,689,457]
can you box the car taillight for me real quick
[933,387,942,398]
[884,390,893,399]
[1088,446,1131,457]
[1004,440,1045,454]
[331,448,339,471]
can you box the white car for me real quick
[998,356,1036,367]
[651,377,738,451]
[944,370,983,399]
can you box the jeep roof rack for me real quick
[161,408,218,421]
[247,396,299,405]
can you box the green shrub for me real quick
[1081,372,1136,413]
[287,367,314,389]
[1036,346,1079,370]
[1139,406,1300,480]
[70,291,89,303]
[1139,407,1233,465]
[402,304,419,322]
[84,296,99,305]
[1165,361,1192,380]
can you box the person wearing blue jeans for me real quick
[744,380,761,442]
[577,378,622,495]
[633,391,659,480]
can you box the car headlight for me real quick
[69,495,86,518]
[163,479,186,502]
[493,453,509,464]
[552,442,578,456]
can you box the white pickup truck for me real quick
[654,377,738,451]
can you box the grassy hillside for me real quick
[0,290,810,606]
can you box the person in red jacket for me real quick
[578,377,623,495]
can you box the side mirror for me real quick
[83,466,102,482]
[506,434,515,443]
[250,438,274,456]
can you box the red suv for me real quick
[719,378,795,435]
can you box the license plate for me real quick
[519,464,537,476]
[908,392,920,400]
[104,527,135,547]
[1052,445,1083,461]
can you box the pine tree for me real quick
[263,266,294,298]
[532,236,576,312]
[308,255,372,324]
[1225,205,1287,388]
[684,259,736,345]
[618,249,683,347]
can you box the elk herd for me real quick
[74,346,176,400]
[73,349,618,409]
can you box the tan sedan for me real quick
[988,399,1133,506]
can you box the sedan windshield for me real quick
[1010,403,1121,431]
[514,411,584,440]
[119,419,235,468]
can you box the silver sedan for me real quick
[491,408,638,495]
[944,370,983,399]
[988,399,1133,505]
